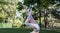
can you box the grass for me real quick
[0,28,60,33]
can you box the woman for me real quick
[23,5,40,33]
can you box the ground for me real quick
[0,28,60,33]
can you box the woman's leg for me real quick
[25,22,40,33]
[32,24,40,33]
[25,22,35,28]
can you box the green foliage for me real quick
[51,9,60,19]
[24,0,55,9]
[17,2,23,10]
[0,12,7,18]
[24,0,37,6]
[0,0,60,28]
[0,0,19,22]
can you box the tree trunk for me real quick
[39,10,41,28]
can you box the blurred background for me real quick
[0,0,60,29]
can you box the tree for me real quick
[17,0,60,28]
[23,0,55,28]
[0,0,19,23]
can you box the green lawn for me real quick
[0,28,60,33]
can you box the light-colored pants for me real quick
[25,22,40,31]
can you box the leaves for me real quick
[0,0,19,22]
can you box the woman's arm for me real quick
[25,15,31,22]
